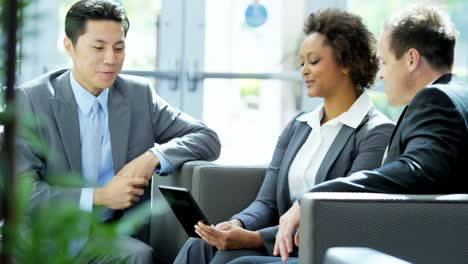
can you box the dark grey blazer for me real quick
[15,69,221,241]
[231,106,394,254]
[312,74,468,194]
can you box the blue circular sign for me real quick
[245,3,268,28]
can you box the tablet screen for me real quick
[159,185,210,238]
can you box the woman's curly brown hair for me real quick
[304,9,379,95]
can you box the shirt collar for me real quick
[427,76,440,86]
[70,70,109,116]
[297,103,323,129]
[297,91,373,129]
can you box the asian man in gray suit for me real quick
[15,1,220,263]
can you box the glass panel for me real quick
[204,78,302,165]
[56,0,77,68]
[348,0,468,119]
[120,0,161,70]
[203,0,307,165]
[449,0,468,81]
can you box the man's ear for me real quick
[63,37,73,56]
[406,48,421,72]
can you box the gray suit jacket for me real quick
[231,107,394,255]
[15,69,221,233]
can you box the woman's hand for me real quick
[214,219,243,231]
[195,221,262,250]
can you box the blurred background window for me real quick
[17,0,468,165]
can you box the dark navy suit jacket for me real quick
[313,74,468,195]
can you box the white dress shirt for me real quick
[288,91,373,201]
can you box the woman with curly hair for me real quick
[174,9,394,264]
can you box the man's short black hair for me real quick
[384,5,458,70]
[65,0,129,45]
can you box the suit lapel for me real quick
[314,125,354,184]
[279,123,311,207]
[50,70,82,173]
[384,73,453,164]
[108,79,131,172]
[389,73,452,147]
[387,106,408,150]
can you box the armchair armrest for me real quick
[299,192,468,264]
[150,161,266,263]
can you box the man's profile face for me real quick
[378,31,411,106]
[64,19,125,95]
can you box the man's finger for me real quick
[273,232,281,256]
[294,230,300,247]
[129,177,149,187]
[144,172,153,180]
[273,241,279,256]
[279,238,289,262]
[129,187,144,196]
[131,195,140,202]
[285,228,294,253]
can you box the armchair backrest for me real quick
[300,192,468,264]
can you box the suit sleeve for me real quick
[310,88,465,193]
[15,88,82,213]
[146,82,221,175]
[230,117,298,232]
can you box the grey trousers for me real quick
[83,236,157,264]
[174,237,269,264]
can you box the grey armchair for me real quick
[151,162,468,264]
[300,192,468,264]
[150,161,267,263]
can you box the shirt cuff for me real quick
[79,188,94,212]
[149,147,174,175]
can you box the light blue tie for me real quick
[81,100,113,221]
[81,99,102,187]
[71,100,102,255]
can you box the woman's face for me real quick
[300,32,350,98]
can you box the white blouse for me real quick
[288,91,373,201]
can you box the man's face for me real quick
[378,31,411,106]
[64,20,125,95]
